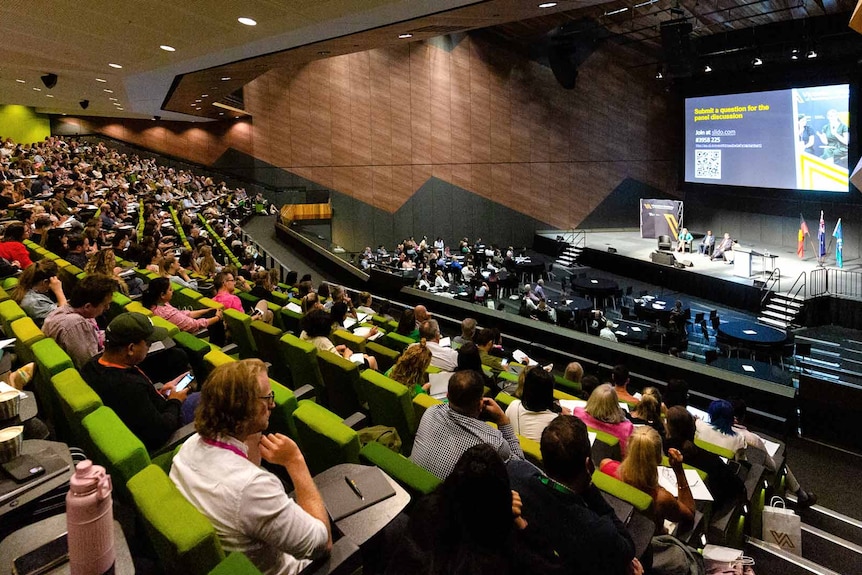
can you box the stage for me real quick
[557,230,842,312]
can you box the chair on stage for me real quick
[657,235,672,251]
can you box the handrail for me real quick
[788,271,806,302]
[759,267,781,307]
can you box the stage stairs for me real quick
[554,243,583,269]
[758,292,805,330]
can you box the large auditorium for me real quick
[0,1,861,574]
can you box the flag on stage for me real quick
[818,211,826,258]
[833,218,843,268]
[798,214,809,258]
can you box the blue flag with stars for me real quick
[833,218,843,268]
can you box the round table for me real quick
[635,297,687,326]
[709,357,793,387]
[611,320,650,346]
[572,277,619,308]
[551,296,593,328]
[717,321,787,347]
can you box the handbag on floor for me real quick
[762,496,802,556]
[703,544,756,574]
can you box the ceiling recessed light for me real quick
[704,65,712,72]
[195,99,202,103]
[538,2,557,7]
[103,89,113,93]
[221,77,231,81]
[160,45,176,52]
[196,107,202,110]
[318,51,330,56]
[201,94,208,98]
[238,17,257,26]
[32,87,41,91]
[15,79,24,83]
[46,94,54,98]
[604,7,628,15]
[752,57,763,66]
[117,108,124,111]
[109,97,117,101]
[95,78,107,82]
[398,33,413,39]
[219,112,225,116]
[108,63,123,69]
[807,50,817,59]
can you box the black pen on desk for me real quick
[344,475,364,500]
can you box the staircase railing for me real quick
[563,229,586,249]
[759,267,781,307]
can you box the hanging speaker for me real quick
[548,45,578,89]
[40,73,58,89]
[79,100,89,110]
[660,19,694,78]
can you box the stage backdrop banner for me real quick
[640,199,684,239]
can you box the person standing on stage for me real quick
[699,230,715,256]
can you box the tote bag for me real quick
[762,496,802,556]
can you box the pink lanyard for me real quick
[201,437,248,459]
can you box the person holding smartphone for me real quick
[81,312,200,451]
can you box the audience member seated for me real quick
[388,341,432,398]
[13,259,67,327]
[475,327,507,374]
[415,319,458,371]
[508,415,641,575]
[356,291,375,316]
[695,400,746,459]
[82,312,198,451]
[434,269,449,289]
[43,274,117,369]
[664,379,688,410]
[171,359,331,574]
[395,309,419,341]
[729,398,816,507]
[85,248,143,296]
[160,254,198,290]
[0,222,32,268]
[388,444,543,575]
[611,365,640,405]
[212,270,243,312]
[600,426,695,535]
[452,317,477,348]
[664,407,745,511]
[411,369,523,479]
[626,389,665,440]
[572,384,634,455]
[505,367,566,442]
[143,278,222,334]
[299,309,378,371]
[64,234,90,269]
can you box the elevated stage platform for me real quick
[572,231,835,313]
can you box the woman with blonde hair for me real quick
[85,248,143,295]
[389,340,433,398]
[600,426,695,534]
[159,254,198,290]
[197,245,219,278]
[572,383,634,454]
[627,389,665,439]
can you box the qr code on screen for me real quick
[695,149,721,179]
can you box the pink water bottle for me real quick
[66,460,115,575]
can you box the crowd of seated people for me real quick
[0,134,823,574]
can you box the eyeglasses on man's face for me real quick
[259,391,275,404]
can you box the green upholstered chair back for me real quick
[555,374,583,395]
[151,314,181,338]
[81,406,151,500]
[494,391,517,411]
[125,301,154,317]
[204,347,237,372]
[291,400,361,475]
[109,292,133,322]
[0,286,10,303]
[382,332,413,353]
[364,341,399,374]
[171,287,203,311]
[237,291,258,310]
[331,329,365,353]
[52,368,102,446]
[361,370,417,453]
[517,434,544,469]
[223,308,257,359]
[171,331,212,382]
[592,469,654,513]
[359,442,441,497]
[1,276,18,291]
[31,337,75,424]
[412,393,443,422]
[315,351,363,418]
[127,464,225,575]
[279,307,302,335]
[250,321,286,382]
[694,437,737,460]
[278,333,324,398]
[208,553,263,575]
[0,299,26,335]
[269,379,299,440]
[57,261,82,295]
[268,290,288,307]
[10,316,45,365]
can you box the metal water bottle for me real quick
[66,460,115,575]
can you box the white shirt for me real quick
[505,400,558,443]
[412,340,459,372]
[599,326,618,342]
[695,419,746,456]
[171,434,328,575]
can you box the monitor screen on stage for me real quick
[684,84,850,192]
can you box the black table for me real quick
[709,357,793,387]
[313,463,409,547]
[572,277,619,309]
[634,297,688,327]
[1,441,73,519]
[717,321,788,347]
[611,320,650,346]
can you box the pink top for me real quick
[152,302,209,333]
[212,291,242,312]
[573,406,634,455]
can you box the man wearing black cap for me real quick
[81,312,198,451]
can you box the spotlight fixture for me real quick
[655,67,664,79]
[40,73,58,89]
[807,50,817,59]
[108,63,123,69]
[95,78,107,82]
[752,57,763,66]
[79,100,89,109]
[238,17,257,26]
[160,45,176,52]
[538,2,557,7]
[398,33,413,39]
[704,65,712,73]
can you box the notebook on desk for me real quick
[319,467,397,522]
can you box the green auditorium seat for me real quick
[279,306,302,335]
[223,308,257,359]
[361,370,418,453]
[331,328,365,353]
[382,332,414,353]
[0,299,26,334]
[250,321,288,383]
[110,292,133,321]
[364,341,400,376]
[279,333,325,398]
[82,406,151,500]
[359,442,441,497]
[316,351,364,418]
[269,379,300,440]
[9,316,45,365]
[172,331,211,382]
[171,287,204,311]
[291,400,361,475]
[208,553,263,575]
[51,367,102,446]
[127,464,225,575]
[31,338,75,424]
[592,469,654,514]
